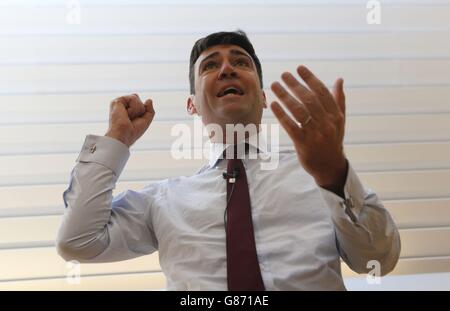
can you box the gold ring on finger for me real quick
[302,115,312,127]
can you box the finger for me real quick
[296,66,339,115]
[270,81,312,124]
[333,78,346,115]
[270,101,305,143]
[110,94,145,120]
[280,72,327,121]
[132,99,155,133]
[109,97,129,122]
[125,94,146,120]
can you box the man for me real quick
[57,30,400,290]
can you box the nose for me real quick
[218,60,238,80]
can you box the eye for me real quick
[203,61,218,71]
[235,58,250,67]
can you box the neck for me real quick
[207,122,262,144]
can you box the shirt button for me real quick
[89,144,96,153]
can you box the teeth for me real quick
[219,87,242,97]
[224,88,237,94]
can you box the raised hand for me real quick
[270,65,348,196]
[105,94,155,147]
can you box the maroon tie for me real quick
[225,146,265,291]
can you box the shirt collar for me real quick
[207,131,270,168]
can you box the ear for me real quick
[261,90,267,108]
[186,95,198,116]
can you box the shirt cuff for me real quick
[318,161,367,222]
[76,134,130,177]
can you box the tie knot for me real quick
[223,143,250,160]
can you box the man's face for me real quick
[187,44,266,127]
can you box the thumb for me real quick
[132,99,155,132]
[142,99,155,121]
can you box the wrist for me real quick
[105,131,131,148]
[315,157,348,198]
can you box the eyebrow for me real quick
[198,49,253,71]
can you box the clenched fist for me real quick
[105,94,155,148]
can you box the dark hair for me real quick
[189,30,263,94]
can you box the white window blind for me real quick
[1,0,450,290]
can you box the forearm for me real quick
[319,163,401,275]
[57,162,120,262]
[332,194,401,275]
[56,135,130,262]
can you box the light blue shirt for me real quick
[57,134,401,290]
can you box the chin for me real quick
[221,108,253,123]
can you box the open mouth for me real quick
[217,86,244,97]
